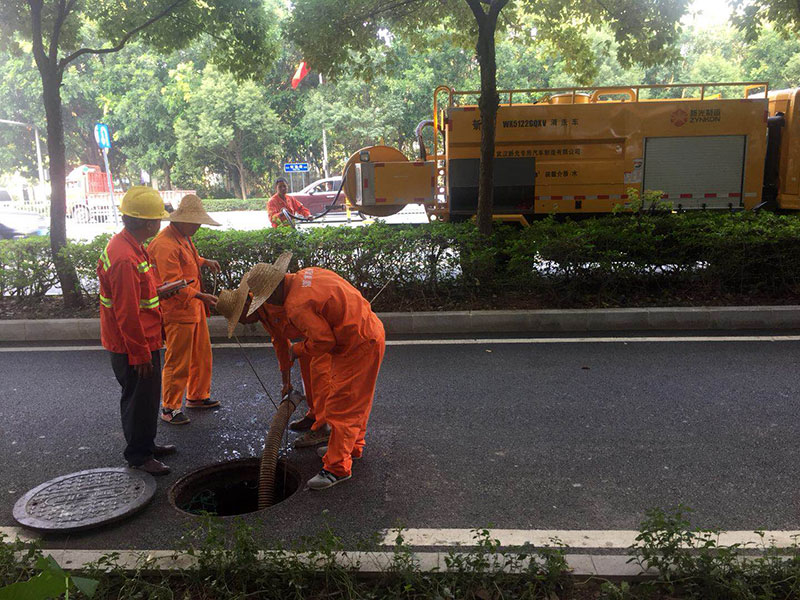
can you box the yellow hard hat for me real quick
[119,186,170,220]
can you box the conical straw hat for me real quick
[215,277,250,338]
[169,194,221,226]
[246,252,292,316]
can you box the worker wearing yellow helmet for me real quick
[98,186,180,476]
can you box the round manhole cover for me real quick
[13,468,156,532]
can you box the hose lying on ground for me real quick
[258,389,302,509]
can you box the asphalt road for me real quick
[1,334,799,550]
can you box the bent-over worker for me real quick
[148,194,221,425]
[98,186,179,475]
[267,177,311,227]
[246,258,386,490]
[240,257,332,447]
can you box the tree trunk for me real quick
[236,159,248,200]
[41,67,83,308]
[475,15,500,236]
[163,163,173,190]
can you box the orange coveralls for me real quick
[148,224,212,410]
[267,193,311,227]
[240,297,331,426]
[283,268,386,477]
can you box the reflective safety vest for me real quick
[97,228,163,364]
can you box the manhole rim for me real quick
[13,467,156,533]
[168,457,301,517]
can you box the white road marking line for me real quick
[3,335,800,352]
[380,528,800,549]
[0,526,39,542]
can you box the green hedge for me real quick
[2,213,800,310]
[201,198,267,212]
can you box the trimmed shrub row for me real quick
[2,213,800,311]
[202,198,268,212]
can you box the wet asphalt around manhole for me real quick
[1,336,800,550]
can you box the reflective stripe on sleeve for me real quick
[100,248,111,272]
[139,296,159,309]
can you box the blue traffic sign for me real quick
[94,123,111,149]
[284,162,309,173]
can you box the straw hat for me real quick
[215,278,250,338]
[246,252,292,316]
[169,194,221,226]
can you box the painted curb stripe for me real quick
[379,528,800,549]
[3,335,800,353]
[0,526,38,542]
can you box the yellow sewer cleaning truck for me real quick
[343,82,800,221]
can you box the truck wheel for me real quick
[71,206,90,223]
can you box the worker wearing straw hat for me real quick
[149,194,221,425]
[237,257,333,448]
[245,258,385,491]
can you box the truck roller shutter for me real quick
[642,135,746,209]
[449,157,535,217]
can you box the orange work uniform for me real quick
[240,298,331,427]
[283,268,385,477]
[267,193,311,227]
[148,224,212,410]
[98,228,163,362]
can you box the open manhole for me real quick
[169,457,300,516]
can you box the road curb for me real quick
[1,306,800,342]
[36,548,647,578]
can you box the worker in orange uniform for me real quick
[224,257,332,447]
[148,194,221,425]
[267,177,311,227]
[245,257,386,490]
[98,186,181,475]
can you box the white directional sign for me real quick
[94,123,111,149]
[284,162,309,173]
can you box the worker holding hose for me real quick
[240,259,333,448]
[215,256,333,447]
[267,177,310,227]
[245,257,386,490]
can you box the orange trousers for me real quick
[321,338,385,477]
[162,319,212,410]
[299,354,331,428]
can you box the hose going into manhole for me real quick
[258,389,301,509]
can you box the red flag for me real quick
[291,61,309,89]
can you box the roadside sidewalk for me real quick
[2,305,800,342]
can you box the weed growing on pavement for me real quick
[598,505,800,599]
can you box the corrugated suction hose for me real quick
[258,389,301,509]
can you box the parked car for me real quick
[290,176,344,215]
[0,207,49,239]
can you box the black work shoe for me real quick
[294,424,331,448]
[289,415,315,431]
[161,409,190,425]
[186,398,220,409]
[153,444,177,457]
[130,458,170,476]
